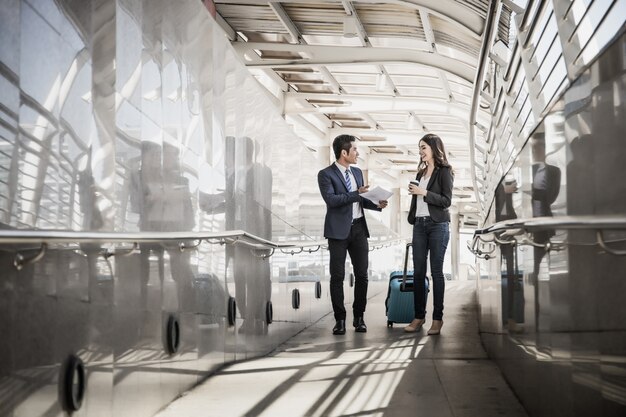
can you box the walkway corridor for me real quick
[155,281,528,417]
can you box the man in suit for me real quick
[530,132,561,331]
[495,178,523,330]
[531,133,561,260]
[317,134,388,335]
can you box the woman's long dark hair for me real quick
[417,133,453,177]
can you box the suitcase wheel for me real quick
[387,320,393,328]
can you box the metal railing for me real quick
[469,0,502,212]
[469,215,626,258]
[0,229,408,270]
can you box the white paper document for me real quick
[360,186,393,205]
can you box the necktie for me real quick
[345,169,352,191]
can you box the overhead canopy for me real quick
[213,0,513,227]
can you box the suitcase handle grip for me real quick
[401,242,411,290]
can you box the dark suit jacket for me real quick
[532,163,561,217]
[495,181,517,222]
[532,163,561,242]
[318,164,381,240]
[407,166,454,224]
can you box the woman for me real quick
[404,134,454,335]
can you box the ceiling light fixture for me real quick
[343,16,358,38]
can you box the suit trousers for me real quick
[328,219,369,321]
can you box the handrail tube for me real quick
[469,0,501,208]
[597,231,626,256]
[0,229,272,246]
[470,215,626,256]
[0,229,409,252]
[475,215,626,237]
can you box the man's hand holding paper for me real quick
[360,186,393,207]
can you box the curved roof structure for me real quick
[213,0,513,226]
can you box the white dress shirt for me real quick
[335,162,363,220]
[414,175,430,218]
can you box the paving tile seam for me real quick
[431,357,457,417]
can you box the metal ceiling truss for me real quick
[214,0,513,219]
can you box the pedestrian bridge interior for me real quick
[0,0,625,416]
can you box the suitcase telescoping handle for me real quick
[401,242,411,291]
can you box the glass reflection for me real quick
[495,176,524,331]
[200,136,273,334]
[0,0,403,415]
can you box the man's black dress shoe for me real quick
[353,317,367,333]
[333,319,346,335]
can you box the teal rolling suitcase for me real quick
[385,243,429,327]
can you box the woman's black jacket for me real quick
[407,166,454,224]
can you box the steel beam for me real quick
[233,42,475,83]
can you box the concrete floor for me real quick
[155,281,529,417]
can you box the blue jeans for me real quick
[412,217,449,320]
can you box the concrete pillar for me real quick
[390,186,401,235]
